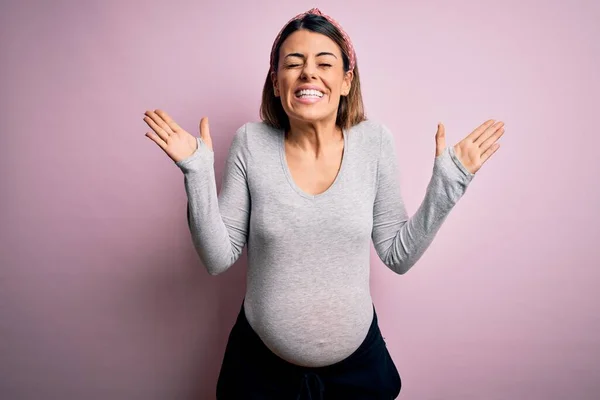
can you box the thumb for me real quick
[435,122,446,157]
[199,117,213,149]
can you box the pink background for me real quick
[1,0,599,399]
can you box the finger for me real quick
[155,109,185,133]
[145,110,175,136]
[474,121,504,147]
[435,122,445,157]
[480,142,500,164]
[144,115,170,142]
[467,119,496,142]
[479,127,505,154]
[145,130,167,151]
[199,117,212,146]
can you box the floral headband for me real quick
[269,8,356,73]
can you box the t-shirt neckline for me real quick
[279,126,348,200]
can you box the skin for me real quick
[270,29,354,195]
[142,32,505,188]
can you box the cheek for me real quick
[322,80,343,96]
[323,74,345,92]
[278,72,298,88]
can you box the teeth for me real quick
[296,89,324,98]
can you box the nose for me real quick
[300,60,318,80]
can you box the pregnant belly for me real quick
[243,289,374,367]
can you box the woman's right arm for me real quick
[143,109,250,276]
[175,124,250,275]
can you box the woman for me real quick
[142,8,504,399]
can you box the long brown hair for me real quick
[260,14,366,131]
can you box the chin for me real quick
[287,106,335,124]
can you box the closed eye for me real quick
[285,63,332,68]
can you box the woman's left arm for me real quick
[371,120,504,274]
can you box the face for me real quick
[272,29,353,127]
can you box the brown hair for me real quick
[260,14,366,131]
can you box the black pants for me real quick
[216,299,402,399]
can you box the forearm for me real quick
[378,146,474,274]
[177,139,245,275]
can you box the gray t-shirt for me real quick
[175,119,475,367]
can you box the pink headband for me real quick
[269,8,356,73]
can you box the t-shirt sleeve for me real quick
[371,124,475,274]
[175,124,251,275]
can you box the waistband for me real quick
[234,299,385,400]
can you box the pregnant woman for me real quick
[143,8,504,400]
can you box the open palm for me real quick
[435,119,505,174]
[143,109,213,163]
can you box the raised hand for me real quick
[143,109,213,163]
[435,119,504,174]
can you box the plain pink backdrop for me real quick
[1,0,599,399]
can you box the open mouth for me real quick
[294,89,324,99]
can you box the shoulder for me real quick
[347,118,394,158]
[236,120,280,140]
[349,118,393,142]
[229,121,281,159]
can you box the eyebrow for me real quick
[284,52,338,60]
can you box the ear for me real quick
[341,70,354,96]
[271,71,280,97]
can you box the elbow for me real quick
[207,267,226,276]
[388,261,413,275]
[383,251,416,275]
[201,249,242,276]
[393,265,409,275]
[202,257,234,276]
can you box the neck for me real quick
[286,118,343,157]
